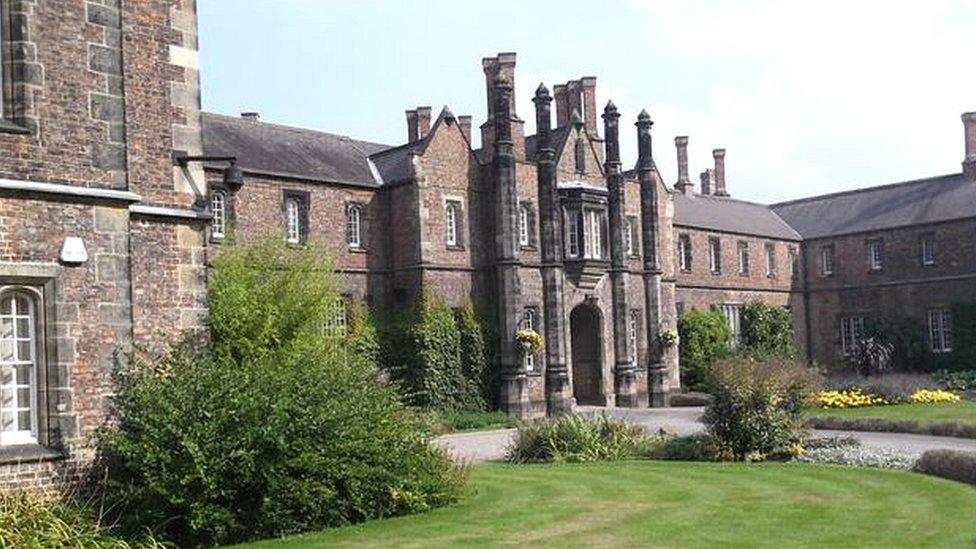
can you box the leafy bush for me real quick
[0,492,162,549]
[741,302,796,359]
[455,302,490,409]
[949,301,976,371]
[505,414,655,463]
[382,292,484,411]
[865,317,931,372]
[933,370,976,392]
[847,336,894,376]
[703,357,822,461]
[645,433,731,462]
[97,239,467,547]
[914,449,976,486]
[427,410,518,435]
[677,308,732,391]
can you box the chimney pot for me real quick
[675,136,691,193]
[240,112,260,121]
[963,111,976,179]
[712,148,728,196]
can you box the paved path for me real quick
[435,406,976,462]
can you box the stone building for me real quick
[1,0,974,492]
[0,0,208,489]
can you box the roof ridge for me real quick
[202,111,392,151]
[771,172,963,208]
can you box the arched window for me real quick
[0,290,38,446]
[518,203,530,247]
[445,201,459,246]
[346,203,363,248]
[285,198,301,244]
[211,190,226,238]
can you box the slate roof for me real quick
[673,192,801,241]
[202,112,392,186]
[771,173,976,239]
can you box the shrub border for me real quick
[807,416,976,440]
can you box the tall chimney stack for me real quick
[581,77,598,135]
[712,148,728,196]
[416,106,432,139]
[963,112,976,180]
[566,80,583,125]
[700,169,713,195]
[406,109,419,142]
[554,84,568,127]
[674,136,692,194]
[635,110,654,170]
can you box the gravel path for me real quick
[434,406,976,462]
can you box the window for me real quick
[0,291,38,446]
[868,239,884,271]
[346,203,363,248]
[821,245,834,276]
[721,304,743,345]
[737,241,749,276]
[840,315,865,356]
[678,234,692,272]
[521,307,540,372]
[626,216,639,257]
[211,190,227,239]
[518,202,535,248]
[324,297,347,338]
[583,209,604,259]
[574,139,586,174]
[566,209,580,258]
[445,200,462,247]
[765,242,776,277]
[928,309,952,353]
[628,310,640,367]
[788,246,798,280]
[920,234,935,266]
[285,198,301,244]
[709,237,721,274]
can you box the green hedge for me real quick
[677,308,732,391]
[741,302,797,360]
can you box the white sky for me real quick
[200,0,976,203]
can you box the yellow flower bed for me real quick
[814,389,887,409]
[909,389,960,404]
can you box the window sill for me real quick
[348,246,368,254]
[519,245,538,252]
[0,443,63,465]
[446,244,466,252]
[0,119,31,135]
[738,272,749,278]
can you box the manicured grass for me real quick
[430,410,518,435]
[235,461,976,548]
[809,401,976,426]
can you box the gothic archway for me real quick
[570,303,603,405]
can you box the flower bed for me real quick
[814,389,887,409]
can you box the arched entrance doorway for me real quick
[570,303,603,405]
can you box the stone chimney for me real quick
[458,115,472,144]
[481,52,524,158]
[635,109,654,170]
[554,84,569,127]
[674,136,692,194]
[963,112,976,180]
[417,106,432,139]
[581,77,597,135]
[565,80,583,126]
[405,110,418,142]
[700,169,714,195]
[240,112,260,121]
[712,148,728,196]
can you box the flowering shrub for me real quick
[814,389,888,408]
[932,370,976,392]
[659,329,678,348]
[515,329,544,355]
[909,389,960,404]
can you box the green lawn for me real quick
[236,461,976,548]
[809,401,976,426]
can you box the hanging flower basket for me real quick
[659,329,678,348]
[515,329,544,355]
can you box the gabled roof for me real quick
[202,112,392,186]
[674,192,801,241]
[771,173,976,239]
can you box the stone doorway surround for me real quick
[570,302,603,405]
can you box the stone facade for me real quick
[0,0,208,490]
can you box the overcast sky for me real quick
[199,0,976,203]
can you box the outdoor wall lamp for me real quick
[174,154,244,193]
